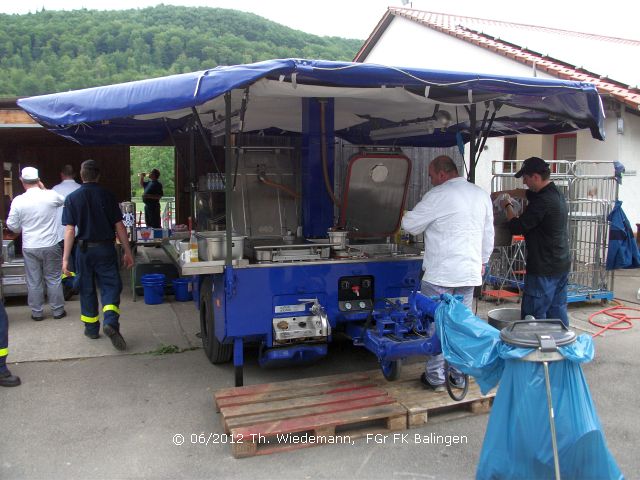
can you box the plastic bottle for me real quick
[189,230,199,262]
[398,210,410,245]
[393,228,402,245]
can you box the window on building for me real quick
[554,134,576,174]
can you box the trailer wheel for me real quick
[200,277,232,364]
[380,359,402,381]
[445,362,469,401]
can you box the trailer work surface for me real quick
[214,363,494,458]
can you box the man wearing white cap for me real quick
[6,167,67,320]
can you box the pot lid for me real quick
[500,320,576,350]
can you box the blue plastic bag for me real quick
[434,294,623,479]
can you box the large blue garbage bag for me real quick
[434,294,623,480]
[606,200,640,270]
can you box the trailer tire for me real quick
[200,277,232,364]
[380,359,402,381]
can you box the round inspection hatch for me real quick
[370,164,389,183]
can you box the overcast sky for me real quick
[1,0,638,41]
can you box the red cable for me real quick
[588,305,640,337]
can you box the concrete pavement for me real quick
[1,254,638,479]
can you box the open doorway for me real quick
[130,146,175,228]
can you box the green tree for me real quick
[0,6,362,96]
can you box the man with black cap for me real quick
[497,156,570,326]
[62,160,134,350]
[139,168,163,228]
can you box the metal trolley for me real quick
[485,160,616,304]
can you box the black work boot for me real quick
[84,330,100,340]
[103,325,126,351]
[0,370,21,387]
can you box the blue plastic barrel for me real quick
[172,277,193,302]
[141,273,166,305]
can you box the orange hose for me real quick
[258,175,300,199]
[588,304,640,337]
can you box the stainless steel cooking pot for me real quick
[196,231,245,261]
[328,229,348,250]
[487,307,522,330]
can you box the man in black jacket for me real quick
[497,157,570,326]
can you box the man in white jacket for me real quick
[402,156,494,391]
[6,167,66,321]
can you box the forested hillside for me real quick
[0,5,362,96]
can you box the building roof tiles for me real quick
[355,7,640,110]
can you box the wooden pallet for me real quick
[370,363,495,427]
[214,364,495,458]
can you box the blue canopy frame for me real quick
[18,58,605,149]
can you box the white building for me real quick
[355,7,640,228]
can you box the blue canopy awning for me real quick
[17,58,605,146]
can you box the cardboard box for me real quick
[137,227,154,242]
[137,228,170,242]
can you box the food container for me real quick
[328,229,348,250]
[2,240,16,263]
[487,308,522,330]
[173,239,190,254]
[196,231,245,261]
[255,249,273,263]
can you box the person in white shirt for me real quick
[52,164,81,241]
[52,164,82,297]
[402,155,494,391]
[6,167,66,321]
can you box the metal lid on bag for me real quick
[500,319,577,349]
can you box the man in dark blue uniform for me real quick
[0,303,21,387]
[62,160,134,350]
[139,168,163,228]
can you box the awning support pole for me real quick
[468,104,477,183]
[474,109,497,172]
[224,92,233,267]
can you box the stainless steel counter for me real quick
[1,257,28,297]
[162,239,423,276]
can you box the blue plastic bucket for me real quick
[141,273,166,305]
[172,277,193,302]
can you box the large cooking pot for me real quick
[328,229,348,250]
[487,308,522,330]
